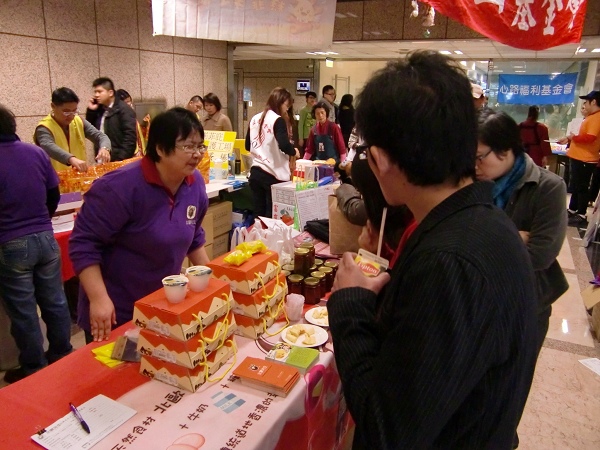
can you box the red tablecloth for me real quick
[54,230,75,281]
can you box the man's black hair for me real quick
[355,50,477,186]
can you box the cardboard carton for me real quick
[232,273,288,319]
[213,232,230,258]
[207,201,233,237]
[137,311,237,369]
[207,250,279,295]
[233,356,299,397]
[133,278,232,341]
[140,338,236,392]
[581,285,600,337]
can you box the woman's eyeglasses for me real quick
[476,148,494,163]
[176,144,208,155]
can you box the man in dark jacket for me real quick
[328,51,538,449]
[86,77,137,161]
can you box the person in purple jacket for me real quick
[69,107,210,342]
[0,104,73,383]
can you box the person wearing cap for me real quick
[471,83,487,109]
[558,90,600,226]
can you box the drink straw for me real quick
[377,207,388,257]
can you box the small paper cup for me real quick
[185,265,213,292]
[162,275,188,303]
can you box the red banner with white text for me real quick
[423,0,587,51]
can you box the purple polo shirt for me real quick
[69,156,208,332]
[0,136,58,245]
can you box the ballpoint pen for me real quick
[69,402,91,434]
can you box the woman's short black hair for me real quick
[527,105,539,121]
[477,109,525,158]
[0,104,17,135]
[355,50,477,186]
[116,89,131,102]
[339,94,354,108]
[51,87,79,105]
[311,101,330,119]
[146,107,204,162]
[203,93,222,111]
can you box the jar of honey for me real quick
[300,242,316,267]
[310,271,327,299]
[303,277,320,305]
[287,274,304,296]
[282,264,295,273]
[314,258,324,268]
[294,247,311,277]
[324,260,339,278]
[318,266,334,292]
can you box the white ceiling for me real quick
[234,35,600,72]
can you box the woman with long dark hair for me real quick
[337,93,355,146]
[245,87,299,217]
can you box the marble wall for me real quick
[0,0,228,142]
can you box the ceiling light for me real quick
[514,70,526,73]
[578,48,587,53]
[306,52,316,55]
[439,50,452,55]
[326,52,339,55]
[454,50,463,54]
[551,72,561,76]
[479,60,488,63]
[513,65,524,68]
[592,48,600,53]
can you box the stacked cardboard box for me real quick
[207,201,233,258]
[207,250,287,339]
[133,278,237,392]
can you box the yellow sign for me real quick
[204,130,237,161]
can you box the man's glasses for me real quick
[476,148,494,163]
[176,144,208,155]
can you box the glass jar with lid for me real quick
[310,271,327,299]
[318,266,334,292]
[299,242,316,267]
[294,247,311,277]
[303,277,320,305]
[287,274,304,296]
[324,260,339,278]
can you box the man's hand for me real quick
[331,252,391,295]
[88,98,99,110]
[298,139,304,147]
[96,148,111,164]
[89,295,117,341]
[68,156,88,172]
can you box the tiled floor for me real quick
[1,231,599,448]
[517,228,600,449]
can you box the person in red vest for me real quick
[519,105,552,167]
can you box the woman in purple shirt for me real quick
[70,108,210,342]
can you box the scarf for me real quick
[492,152,526,209]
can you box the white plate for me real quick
[281,324,328,348]
[305,306,329,327]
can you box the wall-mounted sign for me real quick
[296,80,311,95]
[243,88,252,102]
[497,73,579,105]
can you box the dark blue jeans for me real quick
[0,231,73,373]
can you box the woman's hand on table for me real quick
[331,252,390,295]
[69,156,88,172]
[89,295,117,341]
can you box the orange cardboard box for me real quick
[133,278,232,341]
[140,338,236,393]
[207,250,279,295]
[137,311,237,369]
[234,297,286,340]
[232,273,288,319]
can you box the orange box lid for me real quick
[207,251,279,283]
[135,278,230,325]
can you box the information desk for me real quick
[0,320,353,450]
